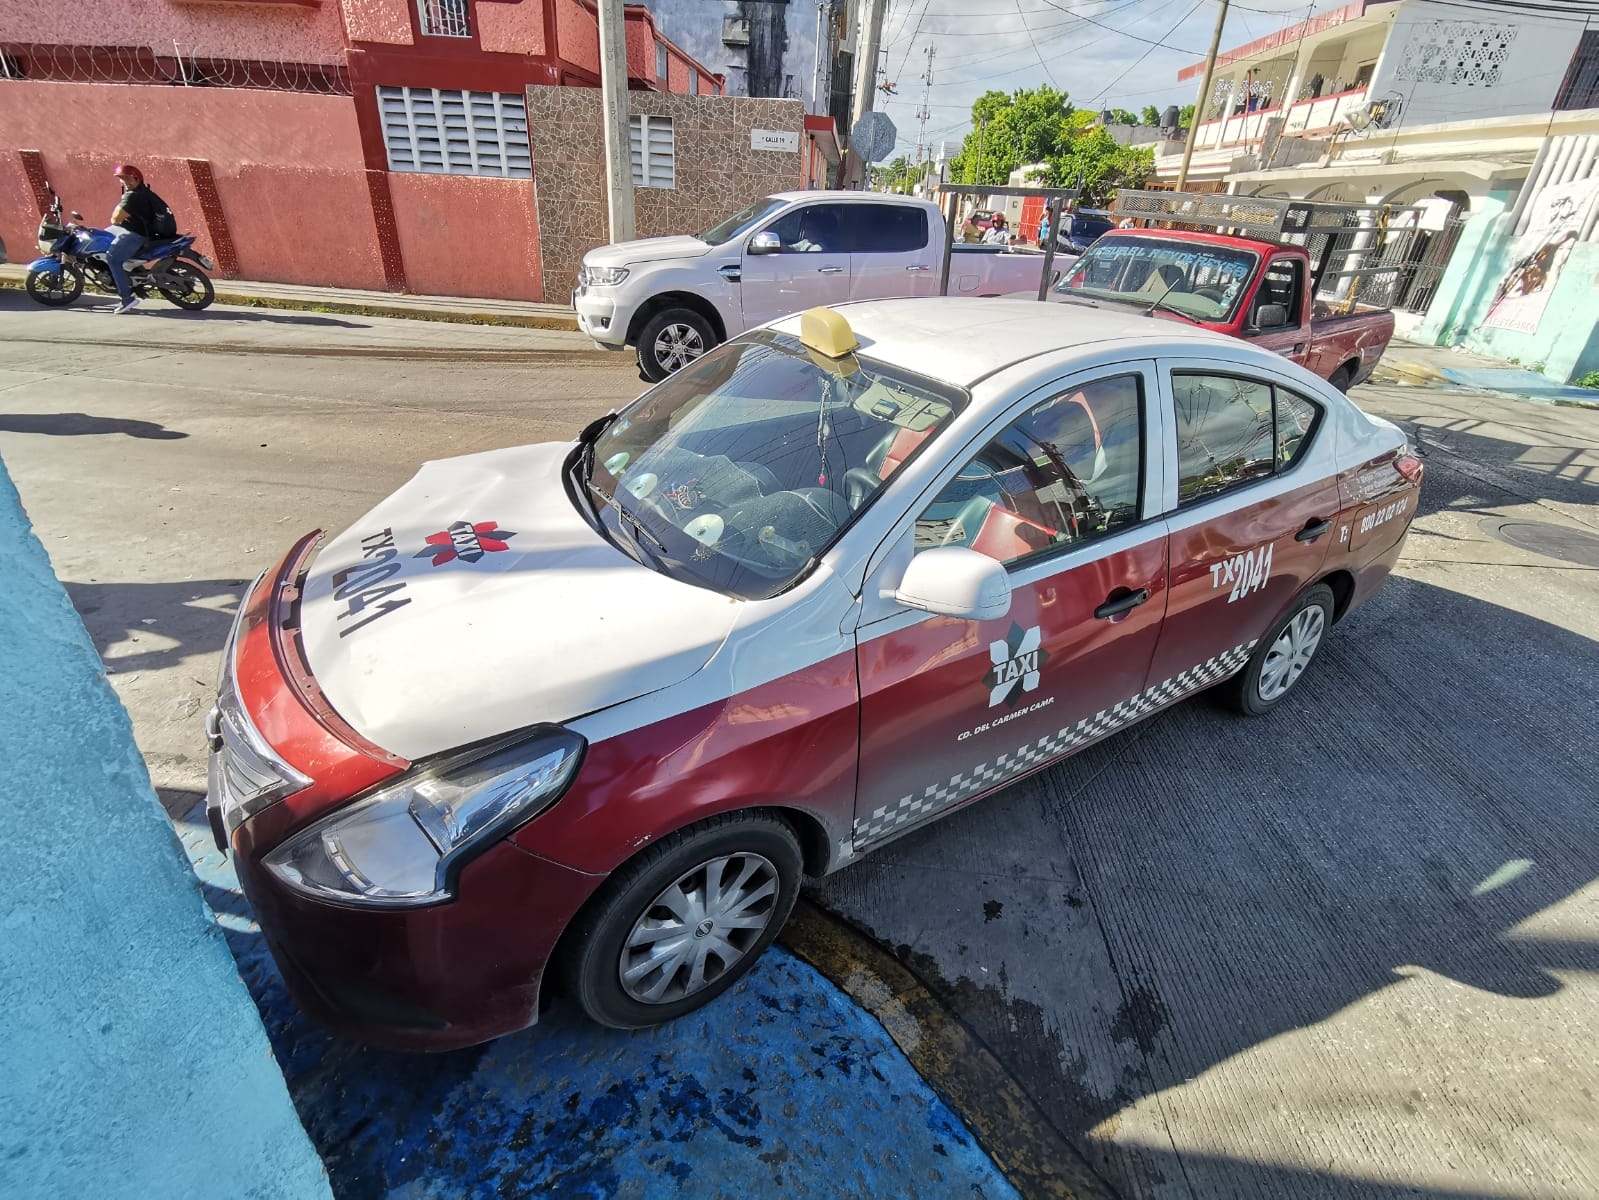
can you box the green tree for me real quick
[1179,103,1195,128]
[1109,108,1140,126]
[1142,104,1161,126]
[948,86,1153,204]
[950,85,1076,187]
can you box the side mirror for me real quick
[888,547,1012,621]
[69,211,83,222]
[747,231,781,255]
[1253,302,1289,330]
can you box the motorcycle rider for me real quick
[105,164,176,315]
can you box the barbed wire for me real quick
[0,43,351,96]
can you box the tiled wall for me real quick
[527,86,805,302]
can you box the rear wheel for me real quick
[25,263,84,306]
[1218,584,1335,716]
[1327,364,1354,393]
[156,263,215,311]
[563,811,801,1029]
[636,307,715,383]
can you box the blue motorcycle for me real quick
[26,182,216,310]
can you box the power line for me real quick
[1088,0,1206,105]
[1030,0,1206,54]
[1015,0,1060,88]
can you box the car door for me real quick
[740,202,853,328]
[1241,254,1314,370]
[852,365,1169,852]
[1145,360,1340,687]
[848,203,937,301]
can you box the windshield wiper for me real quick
[614,501,668,556]
[1144,277,1200,325]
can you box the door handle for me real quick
[905,264,933,272]
[818,265,844,274]
[1296,517,1333,542]
[1292,343,1306,354]
[1094,587,1150,620]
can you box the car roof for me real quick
[769,190,938,209]
[1107,228,1297,257]
[769,297,1246,388]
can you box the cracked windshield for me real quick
[587,331,963,598]
[1057,237,1258,321]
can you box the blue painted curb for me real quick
[177,804,1019,1199]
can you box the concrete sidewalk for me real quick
[1374,338,1599,407]
[0,263,580,331]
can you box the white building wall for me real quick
[1367,1,1584,130]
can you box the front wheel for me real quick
[156,262,215,311]
[1217,583,1335,716]
[563,811,802,1029]
[25,263,84,306]
[636,307,715,383]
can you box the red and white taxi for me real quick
[207,299,1421,1050]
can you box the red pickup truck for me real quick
[1047,226,1395,391]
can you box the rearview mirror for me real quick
[1254,303,1289,330]
[888,547,1012,621]
[747,231,780,255]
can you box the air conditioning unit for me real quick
[1342,96,1399,133]
[722,16,750,47]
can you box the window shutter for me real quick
[377,86,531,179]
[628,114,676,189]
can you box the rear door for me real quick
[848,203,937,301]
[1241,254,1315,370]
[853,365,1168,851]
[740,202,853,328]
[1146,360,1340,686]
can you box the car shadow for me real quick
[808,420,1599,1195]
[0,412,188,439]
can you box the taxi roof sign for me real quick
[799,307,858,359]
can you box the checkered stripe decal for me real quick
[853,640,1258,847]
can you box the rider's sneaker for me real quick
[112,298,142,315]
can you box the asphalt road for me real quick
[2,291,1596,1198]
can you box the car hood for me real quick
[583,236,713,270]
[297,443,739,760]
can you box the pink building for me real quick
[0,0,730,300]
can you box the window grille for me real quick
[1556,31,1599,112]
[629,114,675,188]
[1395,21,1515,88]
[377,86,531,178]
[418,0,472,38]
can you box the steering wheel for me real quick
[844,467,881,511]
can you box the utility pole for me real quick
[1175,0,1230,193]
[597,0,635,241]
[849,0,889,187]
[914,43,935,179]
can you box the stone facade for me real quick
[526,85,805,301]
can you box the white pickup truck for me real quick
[574,191,1051,380]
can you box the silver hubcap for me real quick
[1258,604,1326,703]
[619,853,779,1005]
[653,322,704,372]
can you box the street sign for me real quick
[850,112,897,164]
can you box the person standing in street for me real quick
[105,165,176,315]
[1038,211,1052,248]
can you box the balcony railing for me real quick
[1187,87,1370,153]
[419,0,472,39]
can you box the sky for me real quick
[869,0,1363,162]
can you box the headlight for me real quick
[579,265,630,287]
[262,729,585,908]
[210,573,311,841]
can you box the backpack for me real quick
[150,192,178,239]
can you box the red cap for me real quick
[112,164,143,184]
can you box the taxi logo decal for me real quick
[984,623,1049,708]
[856,639,1258,847]
[415,520,518,567]
[1210,543,1273,604]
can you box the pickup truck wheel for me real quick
[563,811,802,1029]
[637,308,715,382]
[1328,365,1354,393]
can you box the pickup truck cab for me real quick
[1049,229,1395,390]
[576,191,1050,381]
